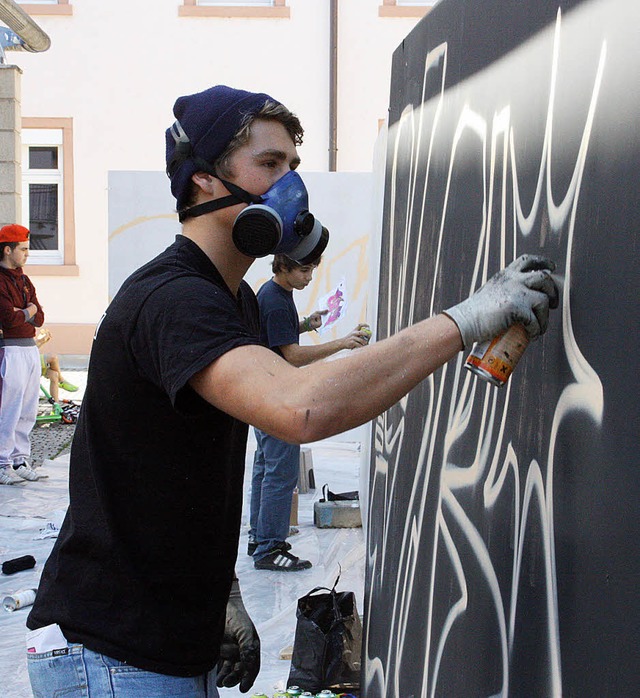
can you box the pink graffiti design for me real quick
[324,287,344,328]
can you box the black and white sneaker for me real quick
[248,538,291,556]
[254,543,312,572]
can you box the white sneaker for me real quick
[14,463,39,481]
[0,467,19,485]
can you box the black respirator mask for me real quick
[169,123,329,263]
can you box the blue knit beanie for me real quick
[165,85,279,211]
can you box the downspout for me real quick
[329,0,338,171]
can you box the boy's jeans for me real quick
[249,427,300,560]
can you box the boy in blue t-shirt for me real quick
[250,253,371,571]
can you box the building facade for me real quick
[4,0,432,355]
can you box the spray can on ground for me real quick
[465,324,529,387]
[316,691,337,698]
[3,588,37,612]
[286,688,303,697]
[2,554,36,575]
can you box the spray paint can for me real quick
[316,691,337,698]
[2,554,36,575]
[286,688,303,697]
[3,588,37,612]
[465,324,529,387]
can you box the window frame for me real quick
[22,117,78,276]
[379,0,433,18]
[23,138,63,265]
[17,1,72,16]
[179,0,289,19]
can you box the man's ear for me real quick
[191,171,216,195]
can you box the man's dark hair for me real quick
[180,101,304,212]
[272,253,322,274]
[215,101,303,178]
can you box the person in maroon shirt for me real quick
[0,223,45,485]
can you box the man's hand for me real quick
[14,303,37,320]
[444,255,559,349]
[216,580,260,693]
[15,304,34,314]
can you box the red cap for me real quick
[0,224,30,243]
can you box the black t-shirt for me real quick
[27,236,261,677]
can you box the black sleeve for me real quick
[130,276,260,405]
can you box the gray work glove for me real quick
[444,254,559,349]
[216,580,261,693]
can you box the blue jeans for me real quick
[27,641,220,697]
[249,427,300,560]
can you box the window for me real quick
[17,1,72,16]
[179,0,289,18]
[22,118,77,273]
[22,132,63,264]
[379,0,433,17]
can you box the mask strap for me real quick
[178,163,262,223]
[178,196,242,223]
[216,176,263,206]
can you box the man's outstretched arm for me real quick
[190,255,558,444]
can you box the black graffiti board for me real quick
[364,0,639,695]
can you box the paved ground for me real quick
[29,421,76,469]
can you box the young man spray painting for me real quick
[26,85,558,696]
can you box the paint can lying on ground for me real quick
[465,323,529,387]
[2,554,36,575]
[3,588,37,612]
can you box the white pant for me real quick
[0,345,41,467]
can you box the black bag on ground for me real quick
[287,576,362,692]
[320,483,359,502]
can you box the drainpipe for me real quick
[329,0,338,171]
